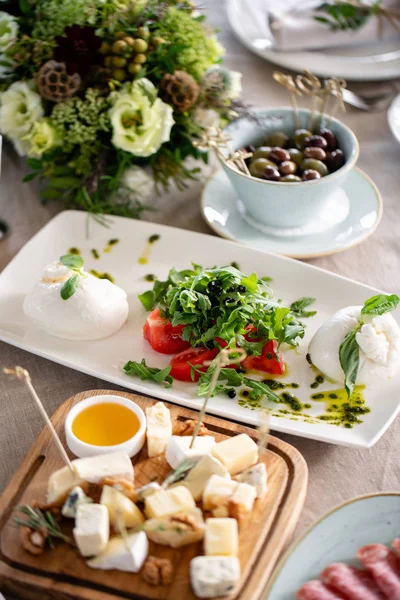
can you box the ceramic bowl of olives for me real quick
[219,108,359,229]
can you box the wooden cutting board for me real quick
[0,389,308,600]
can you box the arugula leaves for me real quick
[123,359,173,388]
[290,297,317,318]
[339,293,400,398]
[59,254,85,301]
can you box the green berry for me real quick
[152,37,166,47]
[137,26,150,40]
[115,31,126,40]
[128,62,142,75]
[134,53,147,64]
[112,68,127,81]
[112,40,128,54]
[104,56,113,67]
[99,42,110,55]
[112,56,127,67]
[124,36,136,47]
[133,38,148,53]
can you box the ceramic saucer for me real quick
[201,167,382,259]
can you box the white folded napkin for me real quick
[260,0,400,52]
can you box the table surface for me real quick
[1,0,400,591]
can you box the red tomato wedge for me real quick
[143,309,190,354]
[169,347,219,382]
[242,339,285,375]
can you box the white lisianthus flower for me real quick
[23,118,59,158]
[109,78,174,157]
[202,66,242,100]
[118,166,155,203]
[0,81,44,156]
[0,11,18,53]
[193,107,220,130]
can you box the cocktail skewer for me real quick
[295,70,322,132]
[273,71,302,130]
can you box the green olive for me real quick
[281,175,302,183]
[134,53,147,64]
[128,62,142,75]
[137,26,150,40]
[294,129,312,149]
[112,40,128,54]
[251,146,272,160]
[112,56,127,67]
[112,68,127,81]
[134,38,148,53]
[265,131,289,148]
[300,158,329,177]
[249,158,277,178]
[288,148,303,167]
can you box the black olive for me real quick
[227,389,236,398]
[238,285,246,293]
[214,286,223,296]
[206,340,215,350]
[227,286,236,293]
[207,280,217,292]
[225,297,236,304]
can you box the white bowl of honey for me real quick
[65,394,146,458]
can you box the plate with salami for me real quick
[264,492,400,599]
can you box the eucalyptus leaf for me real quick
[361,294,400,317]
[60,274,80,300]
[60,254,84,270]
[339,327,361,399]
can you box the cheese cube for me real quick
[180,455,230,501]
[211,434,258,475]
[145,508,205,548]
[73,504,109,557]
[144,485,195,518]
[47,466,85,505]
[145,402,172,457]
[190,556,240,598]
[87,530,148,573]
[204,518,238,557]
[166,436,215,469]
[100,485,144,531]
[62,486,93,518]
[203,475,256,517]
[136,482,161,502]
[234,462,267,498]
[73,451,134,483]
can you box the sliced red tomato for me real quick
[143,308,190,354]
[242,339,285,375]
[169,347,219,382]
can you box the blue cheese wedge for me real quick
[166,436,216,469]
[100,485,144,531]
[180,455,230,501]
[73,504,109,557]
[234,462,267,498]
[145,402,172,457]
[136,482,161,502]
[145,508,205,548]
[211,434,258,475]
[61,486,93,518]
[87,530,148,573]
[204,518,238,557]
[144,485,196,519]
[190,556,240,598]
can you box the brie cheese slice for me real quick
[73,504,109,557]
[166,435,216,469]
[87,530,148,573]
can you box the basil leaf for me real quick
[60,254,84,270]
[361,294,400,317]
[339,327,360,399]
[138,290,156,311]
[123,359,173,388]
[290,297,317,318]
[60,274,80,300]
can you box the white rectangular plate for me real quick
[0,210,399,448]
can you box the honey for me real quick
[72,403,140,446]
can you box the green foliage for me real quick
[32,0,108,38]
[155,7,224,80]
[123,359,173,387]
[314,2,380,31]
[290,297,317,318]
[361,293,400,317]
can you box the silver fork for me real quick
[342,87,397,112]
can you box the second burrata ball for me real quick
[23,261,129,341]
[308,306,400,385]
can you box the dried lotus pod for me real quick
[36,60,80,103]
[159,70,199,112]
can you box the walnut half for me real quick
[142,556,174,586]
[169,514,197,531]
[20,526,48,555]
[101,476,138,502]
[174,419,209,436]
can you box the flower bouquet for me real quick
[0,0,242,218]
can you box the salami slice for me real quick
[321,563,384,600]
[392,539,400,569]
[296,580,346,599]
[357,544,400,599]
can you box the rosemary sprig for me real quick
[13,505,69,548]
[161,458,198,489]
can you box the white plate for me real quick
[226,0,400,81]
[388,93,400,144]
[265,492,400,599]
[0,210,399,449]
[201,167,382,259]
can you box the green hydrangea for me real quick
[156,8,224,80]
[32,0,106,38]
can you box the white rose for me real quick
[0,11,18,53]
[193,107,220,130]
[0,80,44,156]
[24,118,59,158]
[109,78,174,157]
